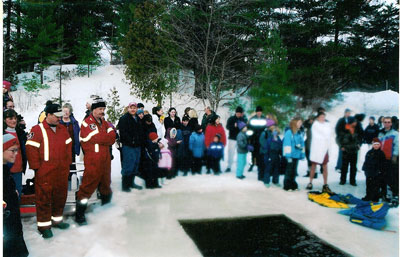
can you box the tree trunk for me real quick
[16,0,22,73]
[4,0,12,78]
[40,69,44,84]
[193,67,203,98]
[59,64,62,105]
[88,64,90,78]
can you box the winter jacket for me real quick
[259,130,269,155]
[145,140,161,164]
[248,115,267,146]
[152,114,166,139]
[310,120,331,163]
[283,129,305,160]
[201,111,216,131]
[188,118,199,132]
[207,142,224,159]
[143,122,157,138]
[166,128,182,158]
[189,132,206,158]
[338,128,361,154]
[262,136,282,161]
[204,124,227,148]
[362,149,386,178]
[3,164,29,257]
[226,115,248,140]
[159,148,172,170]
[60,114,81,156]
[236,131,248,154]
[164,116,181,132]
[118,112,144,148]
[335,116,349,136]
[378,128,399,160]
[363,124,380,144]
[177,124,192,158]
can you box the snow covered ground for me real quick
[10,62,399,257]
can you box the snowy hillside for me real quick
[10,63,399,257]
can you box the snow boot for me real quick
[40,229,53,239]
[100,193,112,206]
[248,164,254,172]
[306,183,313,190]
[75,200,88,225]
[322,184,333,194]
[225,168,231,173]
[122,176,131,192]
[131,176,143,190]
[390,196,399,208]
[53,221,70,230]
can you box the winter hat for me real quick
[149,132,158,141]
[347,116,356,124]
[3,81,12,91]
[372,138,381,145]
[237,121,247,131]
[137,109,144,115]
[91,97,106,110]
[137,103,145,109]
[256,106,263,112]
[45,104,64,117]
[3,134,18,151]
[235,106,244,113]
[128,102,137,108]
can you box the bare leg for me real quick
[323,164,328,185]
[309,163,317,184]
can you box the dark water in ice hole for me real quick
[179,215,350,257]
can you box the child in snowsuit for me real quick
[362,138,386,202]
[158,138,172,185]
[236,121,249,179]
[189,125,206,174]
[144,132,162,189]
[207,134,224,175]
[261,126,282,187]
[177,116,192,176]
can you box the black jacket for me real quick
[3,164,29,257]
[117,113,144,147]
[338,129,361,154]
[362,149,386,177]
[226,115,248,140]
[164,116,181,132]
[363,124,380,144]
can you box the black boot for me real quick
[248,164,254,172]
[131,176,143,190]
[100,193,112,206]
[75,200,88,225]
[122,176,131,192]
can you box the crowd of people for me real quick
[2,80,399,256]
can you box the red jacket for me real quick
[26,120,72,171]
[205,124,227,148]
[80,114,116,157]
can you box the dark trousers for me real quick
[383,159,399,197]
[208,157,221,174]
[264,156,280,184]
[192,157,203,174]
[365,176,380,202]
[284,158,299,190]
[258,153,265,181]
[340,151,357,184]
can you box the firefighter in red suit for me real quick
[25,103,72,238]
[75,97,116,225]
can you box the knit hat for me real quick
[91,97,106,110]
[372,138,381,145]
[149,132,158,141]
[237,121,247,131]
[3,81,12,91]
[45,103,63,117]
[137,109,144,115]
[235,106,244,113]
[256,106,263,112]
[3,134,18,151]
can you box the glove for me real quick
[287,158,292,163]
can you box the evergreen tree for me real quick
[250,31,294,125]
[106,87,124,124]
[120,0,179,106]
[74,16,101,77]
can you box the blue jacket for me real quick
[207,142,224,159]
[189,132,206,158]
[177,126,191,158]
[60,114,81,156]
[262,136,282,161]
[282,129,305,160]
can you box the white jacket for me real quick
[310,120,331,164]
[152,114,165,139]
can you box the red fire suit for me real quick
[77,114,116,201]
[26,120,72,231]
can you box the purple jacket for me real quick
[60,114,81,156]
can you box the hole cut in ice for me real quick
[179,214,349,257]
